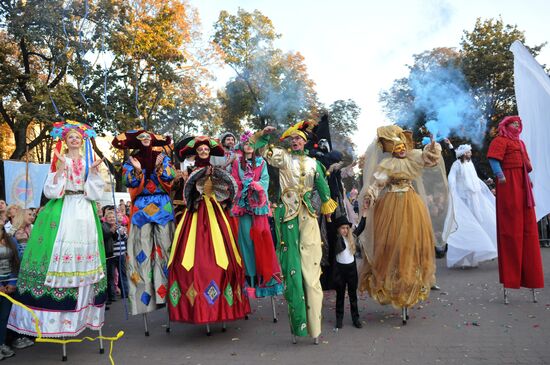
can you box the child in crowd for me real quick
[331,206,367,329]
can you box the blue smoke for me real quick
[402,64,486,145]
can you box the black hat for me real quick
[333,215,352,229]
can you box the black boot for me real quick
[336,317,343,329]
[352,318,362,328]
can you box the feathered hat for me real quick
[280,120,318,142]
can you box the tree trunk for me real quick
[10,126,28,160]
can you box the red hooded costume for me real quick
[487,116,544,289]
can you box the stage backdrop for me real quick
[2,160,50,208]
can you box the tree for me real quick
[0,0,116,160]
[460,17,545,132]
[213,8,318,132]
[327,99,360,157]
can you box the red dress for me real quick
[167,166,250,323]
[487,136,544,289]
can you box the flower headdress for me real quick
[49,120,97,175]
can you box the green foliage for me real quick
[213,8,318,132]
[460,17,545,129]
[0,0,221,160]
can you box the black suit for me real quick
[332,217,366,323]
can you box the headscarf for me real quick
[497,116,522,140]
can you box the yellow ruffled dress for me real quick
[360,144,441,308]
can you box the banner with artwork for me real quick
[2,160,50,208]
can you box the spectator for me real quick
[116,208,129,226]
[9,209,34,257]
[0,200,6,220]
[113,221,128,298]
[0,201,6,226]
[0,222,22,359]
[3,205,21,233]
[102,211,117,304]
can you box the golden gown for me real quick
[360,144,441,308]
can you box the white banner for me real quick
[510,41,550,221]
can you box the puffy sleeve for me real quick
[487,136,507,161]
[84,168,105,201]
[366,167,390,203]
[44,171,66,199]
[157,155,175,182]
[421,142,442,167]
[257,134,291,170]
[314,161,338,215]
[123,162,143,188]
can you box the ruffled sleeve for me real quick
[84,169,105,201]
[258,135,291,170]
[366,168,390,204]
[422,142,442,167]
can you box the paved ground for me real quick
[9,248,550,365]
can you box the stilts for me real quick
[143,313,150,336]
[61,337,67,361]
[401,307,409,325]
[271,296,278,323]
[98,329,104,354]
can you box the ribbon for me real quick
[0,292,123,365]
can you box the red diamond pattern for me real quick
[157,284,167,299]
[146,180,157,194]
[155,245,163,259]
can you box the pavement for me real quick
[9,248,550,365]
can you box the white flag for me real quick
[510,40,550,221]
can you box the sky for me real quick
[190,0,550,148]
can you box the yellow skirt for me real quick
[360,189,436,308]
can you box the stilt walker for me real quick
[112,130,175,335]
[256,123,337,344]
[359,126,448,325]
[8,120,107,360]
[487,116,544,304]
[168,136,250,334]
[231,131,284,322]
